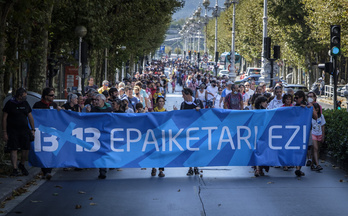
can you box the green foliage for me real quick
[322,109,348,163]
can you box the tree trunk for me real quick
[27,3,54,93]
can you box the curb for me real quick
[0,167,41,203]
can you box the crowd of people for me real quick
[2,59,325,180]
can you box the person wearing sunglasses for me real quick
[98,80,110,94]
[33,87,60,180]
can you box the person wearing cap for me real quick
[220,81,233,108]
[121,96,134,113]
[98,80,110,94]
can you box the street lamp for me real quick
[203,0,231,76]
[229,0,238,82]
[75,25,87,94]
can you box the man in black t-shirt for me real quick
[174,87,203,176]
[33,87,59,180]
[3,88,35,176]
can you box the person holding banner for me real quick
[89,94,112,179]
[253,96,270,177]
[224,84,244,110]
[151,96,167,177]
[33,87,60,180]
[293,90,318,177]
[174,88,203,176]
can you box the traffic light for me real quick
[330,25,341,56]
[264,37,271,59]
[184,51,186,56]
[274,45,280,59]
[197,52,200,60]
[318,62,333,74]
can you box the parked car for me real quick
[218,70,229,77]
[235,74,262,85]
[246,67,262,76]
[284,84,309,94]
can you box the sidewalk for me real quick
[0,165,41,203]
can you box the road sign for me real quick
[160,46,165,53]
[203,57,208,63]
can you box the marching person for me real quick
[174,88,203,176]
[3,88,35,177]
[33,87,60,180]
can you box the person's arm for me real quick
[2,112,8,142]
[240,96,244,110]
[28,112,36,137]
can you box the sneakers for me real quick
[151,168,157,176]
[18,163,29,176]
[186,168,194,176]
[158,171,165,177]
[311,164,323,171]
[98,168,107,179]
[295,170,305,177]
[10,169,20,177]
[194,167,199,175]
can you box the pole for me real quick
[270,59,274,87]
[204,8,208,54]
[77,37,82,93]
[333,56,338,110]
[229,1,237,81]
[262,0,268,68]
[104,48,108,80]
[214,1,218,76]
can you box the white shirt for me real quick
[267,97,283,109]
[196,89,206,102]
[312,115,326,136]
[214,94,223,109]
[206,85,218,101]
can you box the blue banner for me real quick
[29,107,312,168]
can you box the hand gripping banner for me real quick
[29,107,312,168]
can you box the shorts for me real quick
[6,129,31,150]
[311,134,323,142]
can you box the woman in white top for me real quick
[214,87,223,109]
[196,84,207,108]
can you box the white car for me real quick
[218,70,229,77]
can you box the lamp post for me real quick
[75,26,87,94]
[227,0,238,82]
[203,0,231,76]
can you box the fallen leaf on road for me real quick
[218,204,221,207]
[321,160,325,163]
[90,203,97,206]
[89,197,93,200]
[333,166,340,169]
[339,179,345,182]
[141,168,146,170]
[200,170,203,173]
[55,185,63,189]
[200,174,203,178]
[17,179,22,181]
[78,191,86,194]
[30,200,43,203]
[52,193,59,196]
[267,182,274,184]
[75,205,82,209]
[177,189,181,192]
[117,169,123,171]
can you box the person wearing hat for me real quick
[220,81,233,108]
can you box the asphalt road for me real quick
[2,84,348,216]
